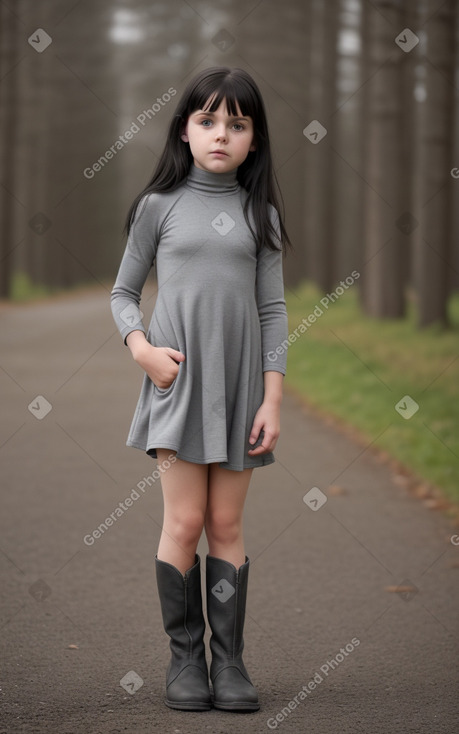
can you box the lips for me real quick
[210,150,228,155]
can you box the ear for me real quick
[249,143,256,152]
[180,123,189,143]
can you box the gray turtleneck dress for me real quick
[110,163,288,471]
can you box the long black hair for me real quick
[125,66,292,255]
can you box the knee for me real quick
[205,509,242,546]
[166,510,205,548]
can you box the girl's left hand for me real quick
[247,400,281,456]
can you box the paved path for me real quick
[1,285,458,733]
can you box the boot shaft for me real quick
[155,554,206,660]
[206,555,250,662]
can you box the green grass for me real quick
[10,273,50,303]
[284,281,459,504]
[8,272,102,303]
[9,272,60,302]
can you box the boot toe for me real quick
[212,666,260,711]
[166,665,211,711]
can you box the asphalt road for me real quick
[1,285,458,734]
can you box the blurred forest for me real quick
[0,0,458,327]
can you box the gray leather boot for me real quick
[206,555,260,711]
[155,554,211,710]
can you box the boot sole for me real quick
[212,701,260,712]
[165,698,211,711]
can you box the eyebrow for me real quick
[194,111,250,121]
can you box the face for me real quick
[181,96,256,173]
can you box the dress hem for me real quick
[126,440,275,472]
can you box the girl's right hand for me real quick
[134,342,185,389]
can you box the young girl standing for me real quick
[111,66,291,712]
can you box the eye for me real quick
[233,123,245,131]
[200,119,212,127]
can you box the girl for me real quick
[111,66,292,712]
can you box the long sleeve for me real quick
[110,194,160,345]
[255,206,288,375]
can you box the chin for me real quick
[202,161,228,172]
[210,158,235,169]
[194,156,236,173]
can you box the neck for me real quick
[185,162,240,196]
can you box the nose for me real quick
[214,124,227,142]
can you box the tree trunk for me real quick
[398,0,419,306]
[333,0,365,283]
[413,0,455,327]
[0,5,20,298]
[303,0,339,293]
[360,0,406,318]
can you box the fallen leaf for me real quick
[393,475,406,487]
[412,484,432,499]
[423,498,446,510]
[327,484,347,496]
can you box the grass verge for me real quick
[283,281,459,507]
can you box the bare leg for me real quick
[156,449,208,575]
[204,464,254,568]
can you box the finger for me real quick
[248,430,276,455]
[261,430,275,448]
[167,348,185,362]
[248,423,264,446]
[247,442,269,456]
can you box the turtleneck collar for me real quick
[185,162,240,196]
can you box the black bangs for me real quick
[203,90,243,117]
[186,71,258,120]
